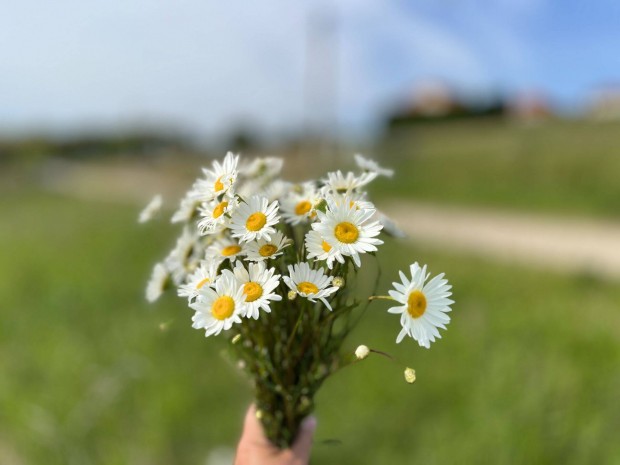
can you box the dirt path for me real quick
[384,202,620,280]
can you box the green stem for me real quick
[285,306,304,353]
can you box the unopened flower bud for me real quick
[355,345,370,360]
[314,198,327,213]
[332,276,345,288]
[404,367,416,384]
[287,290,297,300]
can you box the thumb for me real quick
[290,415,317,460]
[239,404,270,446]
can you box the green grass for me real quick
[1,188,619,464]
[372,119,620,218]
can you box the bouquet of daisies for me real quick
[143,153,454,448]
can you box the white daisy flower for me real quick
[235,177,290,200]
[328,191,375,212]
[283,262,338,310]
[197,195,239,235]
[146,263,169,302]
[322,170,377,195]
[235,179,260,200]
[280,182,321,225]
[138,194,162,223]
[164,227,203,284]
[230,195,280,243]
[305,229,345,269]
[376,211,406,238]
[171,188,201,224]
[240,157,284,180]
[193,152,239,201]
[244,179,293,203]
[232,261,282,319]
[177,260,220,301]
[244,231,291,262]
[312,199,383,268]
[190,270,245,337]
[387,262,454,348]
[354,153,394,178]
[205,236,245,263]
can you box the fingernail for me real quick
[301,416,317,432]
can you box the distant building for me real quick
[385,79,506,130]
[508,92,553,122]
[406,81,460,117]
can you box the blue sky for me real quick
[1,0,618,138]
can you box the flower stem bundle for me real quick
[143,153,454,447]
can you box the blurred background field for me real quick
[2,1,620,464]
[2,120,620,464]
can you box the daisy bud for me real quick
[138,194,163,223]
[404,367,416,384]
[332,276,345,288]
[314,198,328,213]
[287,290,297,300]
[355,345,370,360]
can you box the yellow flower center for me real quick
[246,212,267,231]
[297,281,319,295]
[407,290,427,319]
[213,201,228,218]
[221,245,241,256]
[195,277,211,289]
[259,244,277,257]
[243,282,263,302]
[214,176,224,192]
[334,221,359,244]
[211,296,235,320]
[295,200,312,216]
[321,240,332,252]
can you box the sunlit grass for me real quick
[373,120,620,218]
[1,189,619,464]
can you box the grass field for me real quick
[1,186,619,464]
[372,119,620,219]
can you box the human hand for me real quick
[234,405,317,465]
